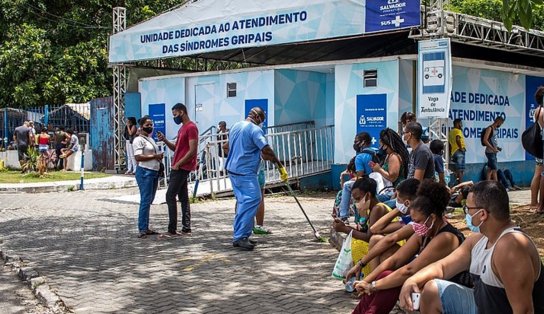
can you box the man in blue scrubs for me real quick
[225,107,287,251]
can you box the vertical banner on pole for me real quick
[356,94,387,147]
[148,103,166,142]
[417,38,452,118]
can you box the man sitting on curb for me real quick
[399,181,544,314]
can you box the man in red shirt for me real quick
[157,103,199,237]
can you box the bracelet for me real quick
[358,260,367,268]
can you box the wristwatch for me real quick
[370,281,377,292]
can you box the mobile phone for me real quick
[411,292,421,310]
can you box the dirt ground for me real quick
[447,205,544,258]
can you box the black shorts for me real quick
[17,144,28,160]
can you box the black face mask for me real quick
[142,127,153,134]
[353,143,360,152]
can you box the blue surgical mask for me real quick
[465,209,483,233]
[173,115,182,125]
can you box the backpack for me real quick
[480,126,492,146]
[361,147,383,165]
[522,107,544,158]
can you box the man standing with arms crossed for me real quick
[158,103,199,237]
[226,107,287,251]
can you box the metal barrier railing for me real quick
[159,125,334,196]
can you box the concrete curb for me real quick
[0,248,71,313]
[0,176,137,193]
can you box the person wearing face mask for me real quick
[404,122,435,181]
[157,103,199,238]
[225,107,287,251]
[370,128,409,202]
[132,116,163,238]
[352,180,467,314]
[400,181,544,314]
[333,177,392,278]
[345,179,420,282]
[337,132,378,224]
[216,121,228,175]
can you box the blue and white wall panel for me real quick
[274,69,327,127]
[334,60,400,164]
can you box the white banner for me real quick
[109,0,421,63]
[417,38,452,118]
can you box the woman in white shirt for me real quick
[132,116,163,238]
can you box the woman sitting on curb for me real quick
[351,180,469,314]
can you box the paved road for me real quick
[0,188,359,313]
[0,265,52,314]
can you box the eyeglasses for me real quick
[463,205,484,214]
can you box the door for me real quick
[194,83,216,131]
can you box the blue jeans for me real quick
[339,180,355,219]
[451,150,466,171]
[433,279,477,314]
[229,173,261,242]
[135,166,159,233]
[485,152,498,170]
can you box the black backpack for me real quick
[480,126,492,146]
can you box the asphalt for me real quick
[0,183,536,314]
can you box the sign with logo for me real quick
[148,103,166,142]
[365,0,421,33]
[356,94,387,147]
[109,0,422,63]
[417,38,452,118]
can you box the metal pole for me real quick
[79,150,85,190]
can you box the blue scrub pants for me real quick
[229,173,261,242]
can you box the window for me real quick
[227,82,237,97]
[364,70,378,87]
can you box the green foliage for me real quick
[21,146,39,173]
[0,0,182,109]
[450,0,544,31]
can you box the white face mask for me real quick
[396,200,409,214]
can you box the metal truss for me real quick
[113,7,127,172]
[410,6,544,57]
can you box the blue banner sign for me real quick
[148,103,166,142]
[365,0,421,33]
[356,94,387,148]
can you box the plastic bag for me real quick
[331,230,353,280]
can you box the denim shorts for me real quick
[434,279,477,314]
[451,150,465,171]
[485,152,498,170]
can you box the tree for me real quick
[502,0,543,30]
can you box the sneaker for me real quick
[159,231,183,239]
[233,238,255,251]
[181,229,192,236]
[253,225,271,235]
[137,232,147,239]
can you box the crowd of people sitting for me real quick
[12,120,80,172]
[330,112,543,314]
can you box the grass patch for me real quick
[0,170,110,184]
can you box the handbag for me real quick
[331,230,353,280]
[522,107,544,159]
[140,135,165,177]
